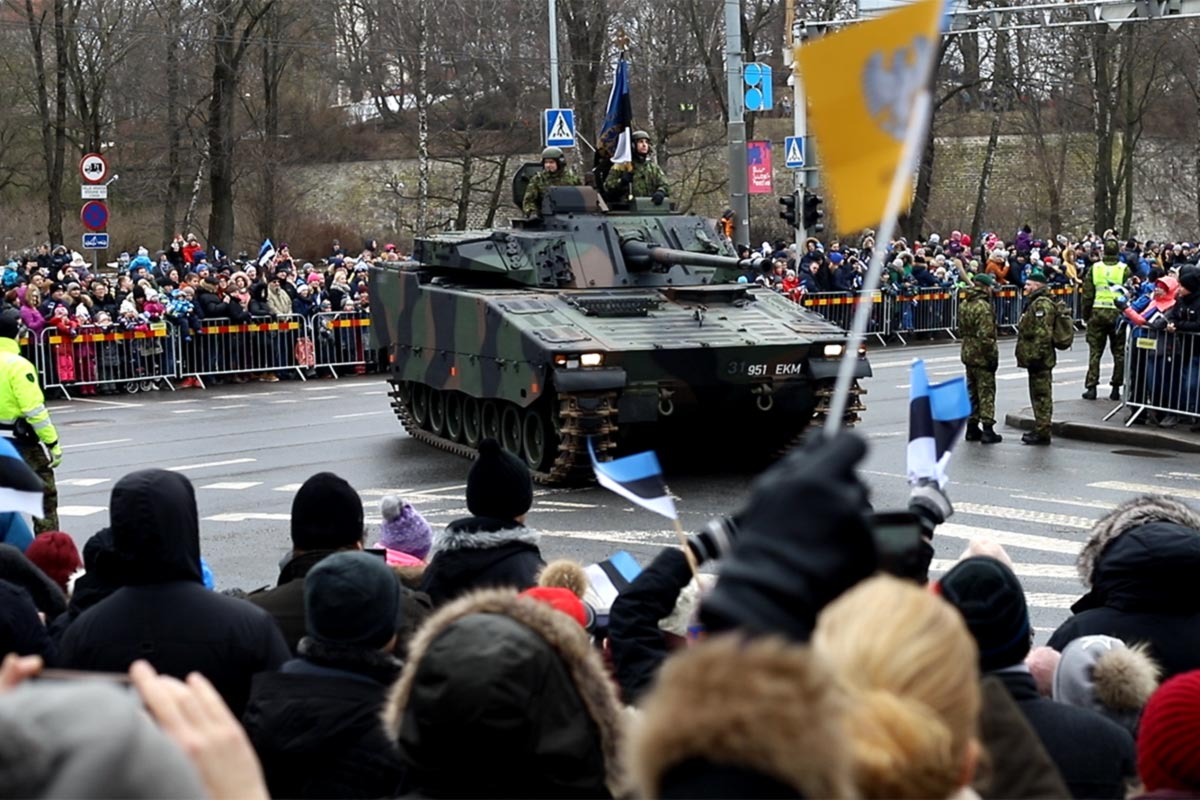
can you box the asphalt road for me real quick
[46,337,1192,640]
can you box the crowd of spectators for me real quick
[0,235,403,391]
[2,431,1200,798]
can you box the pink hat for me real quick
[306,274,323,284]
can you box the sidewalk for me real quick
[1005,399,1200,452]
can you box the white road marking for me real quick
[172,408,203,414]
[70,397,142,408]
[1090,481,1200,501]
[167,457,256,472]
[954,503,1095,530]
[58,478,111,487]
[305,395,340,400]
[213,404,250,410]
[199,481,263,490]
[936,522,1083,555]
[160,399,200,405]
[1024,592,1080,610]
[539,500,602,509]
[58,505,107,517]
[269,399,299,404]
[1010,494,1117,512]
[359,390,386,396]
[61,438,132,449]
[273,483,303,493]
[867,431,905,439]
[870,355,962,370]
[997,365,1088,381]
[204,512,291,522]
[333,411,387,419]
[1158,472,1200,481]
[929,558,1078,580]
[303,385,343,392]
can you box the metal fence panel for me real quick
[799,292,888,344]
[38,323,174,397]
[177,315,308,383]
[311,311,375,375]
[1108,326,1200,426]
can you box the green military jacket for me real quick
[603,158,669,199]
[1016,287,1058,370]
[958,287,999,369]
[522,167,582,216]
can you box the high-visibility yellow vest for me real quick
[1092,262,1125,310]
[0,338,57,446]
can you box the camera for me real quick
[686,514,741,565]
[867,480,951,583]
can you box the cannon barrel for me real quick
[621,241,769,273]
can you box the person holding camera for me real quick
[603,130,669,205]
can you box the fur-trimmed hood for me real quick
[383,588,624,797]
[431,517,540,556]
[629,635,856,799]
[1077,495,1200,587]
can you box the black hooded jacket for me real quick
[54,470,289,715]
[419,517,544,607]
[1048,496,1200,679]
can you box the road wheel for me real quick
[481,400,501,442]
[445,392,464,442]
[428,389,447,436]
[500,404,522,454]
[411,384,430,428]
[396,381,412,405]
[522,407,551,470]
[463,396,482,447]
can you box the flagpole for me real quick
[822,89,933,436]
[671,517,700,578]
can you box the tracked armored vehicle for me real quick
[369,186,870,483]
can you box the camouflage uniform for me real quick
[1080,259,1129,391]
[603,158,669,200]
[958,286,999,425]
[15,440,57,533]
[1016,286,1058,438]
[522,167,582,217]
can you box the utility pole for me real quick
[725,0,749,248]
[548,0,561,111]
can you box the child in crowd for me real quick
[375,495,433,567]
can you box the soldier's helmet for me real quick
[632,130,651,144]
[540,146,566,170]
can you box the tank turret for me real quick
[370,186,871,483]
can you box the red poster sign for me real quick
[747,140,773,194]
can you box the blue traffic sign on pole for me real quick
[81,200,109,232]
[784,136,806,169]
[744,63,773,112]
[82,233,109,250]
[544,108,576,148]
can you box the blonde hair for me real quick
[813,576,981,799]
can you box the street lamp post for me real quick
[548,0,561,111]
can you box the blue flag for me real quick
[907,358,970,488]
[588,438,676,520]
[258,238,275,268]
[596,58,632,166]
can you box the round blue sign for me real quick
[81,200,108,232]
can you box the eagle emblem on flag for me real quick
[863,35,932,141]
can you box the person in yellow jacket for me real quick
[0,310,61,532]
[1081,238,1131,401]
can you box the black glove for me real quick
[686,515,740,565]
[651,189,666,206]
[618,170,632,186]
[1113,293,1129,310]
[700,431,876,642]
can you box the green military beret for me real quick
[1027,269,1048,283]
[973,273,996,287]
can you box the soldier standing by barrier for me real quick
[0,310,61,530]
[1081,238,1130,401]
[1016,270,1057,446]
[959,274,1002,444]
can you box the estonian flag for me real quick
[0,438,49,518]
[907,358,970,488]
[588,438,676,520]
[583,551,643,615]
[596,58,633,171]
[258,238,275,268]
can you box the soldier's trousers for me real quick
[1085,309,1124,389]
[965,365,997,425]
[1027,368,1054,437]
[15,440,58,534]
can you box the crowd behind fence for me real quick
[1107,327,1200,426]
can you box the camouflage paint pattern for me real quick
[1084,308,1124,388]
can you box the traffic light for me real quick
[803,190,824,233]
[778,191,799,229]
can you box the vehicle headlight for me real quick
[579,352,605,367]
[823,344,844,358]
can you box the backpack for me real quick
[1052,300,1074,350]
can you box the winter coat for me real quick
[195,284,230,320]
[608,547,693,705]
[54,470,290,716]
[292,294,318,318]
[266,285,292,318]
[1123,276,1177,329]
[832,263,857,292]
[0,543,67,622]
[975,675,1071,799]
[1049,495,1200,679]
[19,305,45,334]
[249,283,272,318]
[383,589,624,798]
[992,669,1135,799]
[242,639,406,800]
[985,259,1011,284]
[419,517,545,607]
[0,579,55,660]
[248,549,432,656]
[1166,284,1200,333]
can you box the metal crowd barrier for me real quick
[1105,326,1200,426]
[37,323,174,397]
[312,311,375,376]
[889,287,958,344]
[177,314,309,386]
[799,292,888,345]
[991,287,1024,331]
[1051,286,1083,327]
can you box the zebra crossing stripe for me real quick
[936,522,1082,555]
[954,503,1095,530]
[1090,481,1200,502]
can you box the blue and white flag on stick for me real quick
[0,438,49,518]
[907,358,970,488]
[257,238,275,268]
[588,439,676,520]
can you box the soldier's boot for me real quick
[964,420,982,442]
[1021,430,1051,446]
[1109,386,1122,401]
[1081,386,1097,400]
[981,424,1003,445]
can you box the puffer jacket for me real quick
[1048,495,1200,679]
[419,517,544,607]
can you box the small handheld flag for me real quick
[257,239,275,268]
[0,438,50,518]
[583,551,643,615]
[588,439,676,520]
[907,359,970,488]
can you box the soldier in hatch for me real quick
[522,146,582,218]
[604,130,669,204]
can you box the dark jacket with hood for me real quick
[248,549,432,656]
[1048,495,1200,679]
[0,543,67,622]
[54,470,290,716]
[46,528,121,644]
[0,580,55,661]
[242,638,406,799]
[418,517,544,607]
[383,589,624,798]
[975,675,1071,799]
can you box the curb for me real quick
[1004,408,1200,453]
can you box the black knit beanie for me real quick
[291,472,364,551]
[1180,266,1200,294]
[937,556,1031,672]
[466,439,533,521]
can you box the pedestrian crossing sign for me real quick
[544,108,576,148]
[784,136,805,169]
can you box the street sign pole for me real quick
[725,0,749,249]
